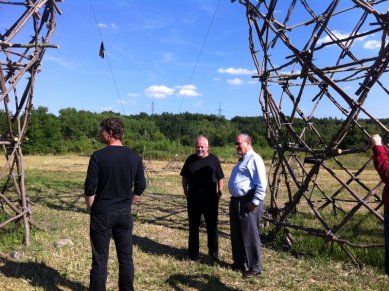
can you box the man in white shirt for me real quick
[228,132,267,278]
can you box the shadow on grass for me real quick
[32,191,88,214]
[30,189,233,238]
[133,235,187,260]
[0,257,87,290]
[134,191,232,239]
[167,273,243,291]
[133,235,232,269]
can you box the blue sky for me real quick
[2,0,388,119]
[35,0,259,119]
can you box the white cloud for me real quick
[279,70,301,75]
[144,85,175,99]
[98,23,118,29]
[363,40,381,50]
[218,67,256,75]
[317,30,367,45]
[176,84,201,97]
[227,78,243,85]
[45,56,76,69]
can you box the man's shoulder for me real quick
[207,153,218,159]
[92,147,106,156]
[94,146,140,158]
[185,153,199,161]
[247,150,264,162]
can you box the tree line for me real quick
[1,106,387,161]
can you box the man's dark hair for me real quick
[100,118,124,140]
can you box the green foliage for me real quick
[24,107,64,154]
[61,137,101,155]
[0,213,26,251]
[0,109,9,135]
[280,211,385,269]
[19,107,389,157]
[59,108,101,140]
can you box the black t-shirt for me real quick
[180,153,224,196]
[84,145,146,215]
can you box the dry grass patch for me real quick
[0,155,388,290]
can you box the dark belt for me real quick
[231,189,254,200]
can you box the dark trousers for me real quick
[229,195,263,272]
[385,208,389,276]
[187,195,219,259]
[90,209,134,291]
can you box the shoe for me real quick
[242,270,261,278]
[189,255,199,261]
[228,263,244,271]
[209,253,220,263]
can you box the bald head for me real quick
[195,135,209,158]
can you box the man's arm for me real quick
[133,159,147,196]
[182,177,189,198]
[132,194,140,204]
[369,134,389,184]
[247,154,267,211]
[84,155,98,211]
[85,195,95,211]
[218,178,224,198]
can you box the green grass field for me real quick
[0,155,388,290]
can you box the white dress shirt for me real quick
[228,149,267,205]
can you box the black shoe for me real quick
[229,263,244,271]
[209,253,220,263]
[242,270,261,278]
[189,255,199,261]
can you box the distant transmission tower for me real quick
[216,101,224,117]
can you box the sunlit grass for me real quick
[0,155,388,290]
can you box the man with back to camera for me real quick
[84,117,146,291]
[368,133,389,277]
[228,132,267,278]
[180,135,224,262]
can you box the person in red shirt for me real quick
[369,134,389,276]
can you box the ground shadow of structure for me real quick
[0,257,87,290]
[167,273,243,291]
[133,234,187,259]
[133,235,231,267]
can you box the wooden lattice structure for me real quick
[0,0,61,245]
[235,0,389,264]
[163,153,181,171]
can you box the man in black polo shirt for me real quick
[180,135,224,262]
